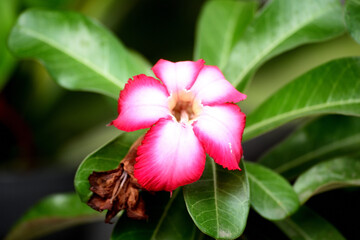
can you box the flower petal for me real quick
[152,59,205,94]
[190,65,246,105]
[111,74,170,131]
[193,104,246,170]
[135,118,206,192]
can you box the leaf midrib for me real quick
[300,179,360,204]
[283,218,313,240]
[312,179,360,194]
[275,133,360,173]
[150,189,180,240]
[247,171,289,215]
[210,160,220,236]
[244,99,360,140]
[18,26,122,88]
[233,4,335,86]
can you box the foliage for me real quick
[4,0,360,239]
[246,162,299,220]
[5,193,102,240]
[293,157,360,204]
[183,160,249,239]
[0,0,16,89]
[8,9,150,99]
[275,206,346,240]
[259,115,360,179]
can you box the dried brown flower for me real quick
[87,136,147,223]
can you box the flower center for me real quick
[168,90,202,123]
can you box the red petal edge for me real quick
[193,104,246,170]
[110,74,170,132]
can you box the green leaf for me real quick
[259,115,360,179]
[5,193,102,240]
[274,206,345,240]
[194,0,256,69]
[293,158,360,204]
[244,57,360,141]
[111,189,198,240]
[0,0,17,89]
[183,158,250,239]
[243,34,360,112]
[224,0,345,91]
[74,130,145,203]
[8,9,150,99]
[345,0,360,44]
[246,162,299,220]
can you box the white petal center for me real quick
[168,90,203,124]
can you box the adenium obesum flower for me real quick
[111,59,246,192]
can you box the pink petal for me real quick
[190,65,247,105]
[111,74,170,132]
[135,118,206,192]
[193,104,246,170]
[152,59,205,94]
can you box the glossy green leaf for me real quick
[0,0,17,89]
[259,115,360,179]
[111,189,199,240]
[345,0,360,44]
[275,206,345,240]
[183,158,250,239]
[244,57,360,141]
[246,162,299,220]
[5,193,102,240]
[194,0,256,68]
[74,130,145,202]
[224,0,345,91]
[8,9,150,99]
[293,158,360,204]
[243,34,360,112]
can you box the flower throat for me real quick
[168,90,202,123]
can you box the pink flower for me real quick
[111,59,246,192]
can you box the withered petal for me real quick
[88,167,123,198]
[126,196,148,220]
[88,195,113,211]
[87,135,147,223]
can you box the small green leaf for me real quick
[183,158,250,239]
[194,0,256,69]
[274,206,345,240]
[74,130,145,203]
[294,158,360,204]
[225,0,345,91]
[259,115,360,179]
[345,0,360,44]
[8,9,151,98]
[246,162,299,220]
[244,57,360,141]
[5,193,102,240]
[111,189,198,240]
